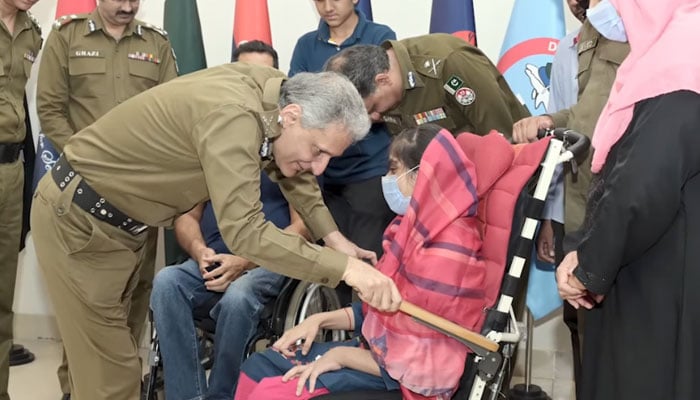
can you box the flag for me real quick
[164,0,207,75]
[497,0,565,320]
[163,0,208,265]
[33,0,98,190]
[357,0,373,21]
[55,0,95,16]
[429,0,477,46]
[497,0,565,116]
[233,0,272,47]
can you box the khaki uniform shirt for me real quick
[37,11,178,151]
[63,63,346,286]
[381,34,529,138]
[0,11,42,143]
[549,21,629,229]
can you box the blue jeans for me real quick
[150,259,287,400]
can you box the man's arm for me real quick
[173,203,208,262]
[157,38,179,83]
[36,30,74,152]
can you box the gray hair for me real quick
[323,45,390,98]
[279,72,370,142]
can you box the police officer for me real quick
[31,64,402,400]
[325,33,530,138]
[0,0,41,398]
[35,1,177,398]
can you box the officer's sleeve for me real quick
[264,164,338,241]
[36,31,74,152]
[157,39,178,83]
[193,106,348,286]
[443,52,521,138]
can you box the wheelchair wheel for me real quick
[284,281,346,342]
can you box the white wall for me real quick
[16,0,579,350]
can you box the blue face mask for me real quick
[381,165,418,215]
[587,0,627,42]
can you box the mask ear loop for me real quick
[397,164,420,180]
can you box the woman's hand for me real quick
[273,315,322,357]
[282,348,344,396]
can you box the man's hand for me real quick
[556,251,605,309]
[323,231,377,265]
[536,220,556,263]
[512,115,554,143]
[200,254,255,292]
[343,258,401,312]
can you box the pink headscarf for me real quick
[590,0,700,173]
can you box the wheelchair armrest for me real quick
[400,301,499,355]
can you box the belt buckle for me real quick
[128,224,148,235]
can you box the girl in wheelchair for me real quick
[235,123,495,400]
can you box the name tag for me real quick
[74,50,101,57]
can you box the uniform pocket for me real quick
[69,56,106,76]
[128,59,159,82]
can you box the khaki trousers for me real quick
[56,227,158,395]
[31,174,147,400]
[0,161,23,400]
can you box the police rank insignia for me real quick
[259,137,273,160]
[455,87,476,106]
[443,74,464,95]
[407,71,416,89]
[413,107,447,125]
[127,52,161,64]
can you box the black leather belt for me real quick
[51,156,148,236]
[0,142,23,164]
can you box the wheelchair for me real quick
[310,129,590,400]
[142,276,347,400]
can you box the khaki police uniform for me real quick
[548,20,630,230]
[0,11,41,400]
[35,11,177,395]
[381,34,530,138]
[31,63,347,400]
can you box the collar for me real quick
[260,77,285,140]
[84,10,142,39]
[2,11,32,37]
[382,39,425,93]
[316,8,368,46]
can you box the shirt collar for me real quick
[260,77,285,140]
[382,39,425,94]
[316,8,369,46]
[84,10,142,40]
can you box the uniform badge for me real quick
[407,71,416,89]
[23,51,36,63]
[443,75,464,95]
[578,38,597,53]
[423,58,442,75]
[127,52,161,64]
[413,107,447,125]
[455,87,476,106]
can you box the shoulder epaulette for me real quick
[138,21,169,39]
[52,14,88,31]
[26,11,41,34]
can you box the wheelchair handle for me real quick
[399,301,499,353]
[537,127,591,160]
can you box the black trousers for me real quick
[323,176,395,305]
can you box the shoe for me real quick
[61,394,70,400]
